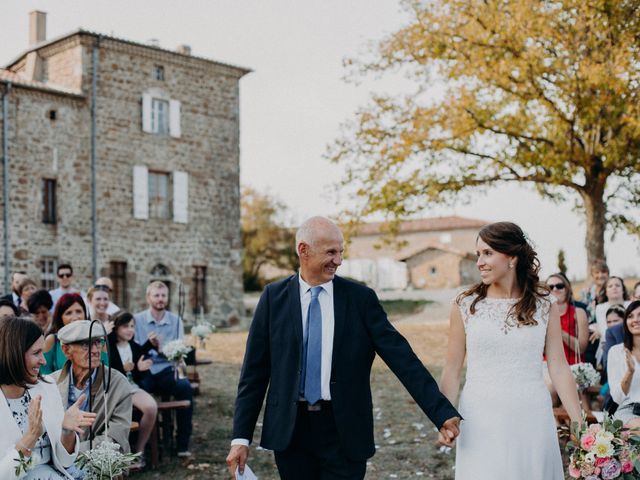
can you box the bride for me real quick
[439,222,581,479]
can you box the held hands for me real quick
[226,444,249,478]
[438,416,461,448]
[62,394,97,434]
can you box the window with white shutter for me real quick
[133,165,149,219]
[169,100,181,138]
[142,94,152,133]
[173,171,188,223]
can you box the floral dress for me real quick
[6,390,66,480]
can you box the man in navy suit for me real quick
[226,217,461,479]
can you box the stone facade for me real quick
[0,21,249,323]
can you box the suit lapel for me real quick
[331,276,347,375]
[288,274,303,354]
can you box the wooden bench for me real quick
[553,406,598,424]
[156,400,192,456]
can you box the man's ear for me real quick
[298,242,308,258]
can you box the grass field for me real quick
[136,325,456,480]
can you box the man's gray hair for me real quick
[295,216,339,256]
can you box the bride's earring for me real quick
[508,263,513,269]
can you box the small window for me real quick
[110,261,128,309]
[48,110,57,121]
[430,266,437,276]
[42,179,57,224]
[153,65,165,81]
[148,171,171,219]
[151,98,169,135]
[192,266,207,315]
[41,257,58,290]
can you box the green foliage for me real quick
[241,186,298,291]
[380,299,432,315]
[330,0,640,267]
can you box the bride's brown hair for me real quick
[457,222,549,326]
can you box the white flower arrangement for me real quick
[570,362,600,390]
[191,323,214,340]
[162,339,193,362]
[75,440,139,479]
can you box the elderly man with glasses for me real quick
[52,320,133,453]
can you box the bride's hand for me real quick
[438,430,456,447]
[438,417,461,447]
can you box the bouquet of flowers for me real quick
[567,415,640,479]
[76,440,140,479]
[161,339,193,362]
[571,362,601,391]
[192,322,214,348]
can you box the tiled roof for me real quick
[0,68,84,97]
[5,29,251,77]
[355,216,488,236]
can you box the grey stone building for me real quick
[0,12,249,322]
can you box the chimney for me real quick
[29,11,47,46]
[176,44,191,56]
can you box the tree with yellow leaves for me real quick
[329,0,640,269]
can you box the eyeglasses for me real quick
[72,338,106,351]
[58,273,72,278]
[548,283,566,291]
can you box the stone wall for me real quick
[0,32,246,324]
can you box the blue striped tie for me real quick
[303,286,323,405]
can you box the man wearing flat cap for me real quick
[52,320,133,452]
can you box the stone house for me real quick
[0,12,249,322]
[345,216,486,289]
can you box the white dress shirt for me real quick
[299,275,335,401]
[232,274,336,447]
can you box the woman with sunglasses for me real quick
[42,294,108,375]
[543,273,589,405]
[606,301,640,426]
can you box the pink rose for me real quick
[569,464,582,478]
[622,461,634,473]
[581,434,596,450]
[596,457,609,467]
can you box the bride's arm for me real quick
[440,303,466,404]
[545,302,581,423]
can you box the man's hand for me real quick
[438,416,461,447]
[226,445,249,478]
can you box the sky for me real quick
[1,0,638,280]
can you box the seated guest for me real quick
[17,277,38,314]
[87,286,114,335]
[603,305,627,370]
[27,289,54,331]
[108,311,158,464]
[0,271,27,308]
[53,320,132,453]
[134,281,193,457]
[42,293,89,375]
[0,298,20,321]
[606,301,640,426]
[633,281,640,302]
[595,276,631,339]
[0,316,96,479]
[94,277,120,316]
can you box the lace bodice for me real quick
[457,294,553,385]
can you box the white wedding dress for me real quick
[454,295,563,480]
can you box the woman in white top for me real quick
[607,301,640,426]
[0,316,96,479]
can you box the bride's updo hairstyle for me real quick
[458,221,549,327]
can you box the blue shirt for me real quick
[134,309,184,375]
[67,368,98,411]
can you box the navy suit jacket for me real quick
[603,323,625,370]
[232,274,459,460]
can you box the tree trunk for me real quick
[581,190,607,275]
